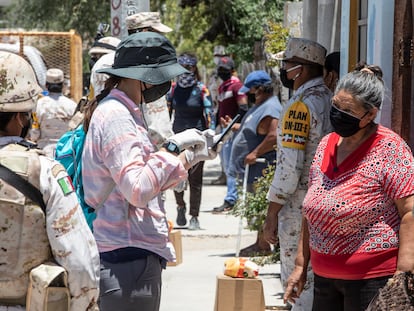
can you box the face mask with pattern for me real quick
[177,72,196,88]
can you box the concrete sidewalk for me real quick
[159,157,290,311]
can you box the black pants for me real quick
[174,161,204,217]
[99,254,163,311]
[313,273,390,311]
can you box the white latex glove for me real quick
[167,128,205,150]
[184,129,220,167]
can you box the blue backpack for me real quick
[55,124,97,229]
[56,97,117,231]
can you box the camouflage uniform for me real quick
[267,77,332,310]
[0,138,100,310]
[30,93,76,157]
[0,51,99,311]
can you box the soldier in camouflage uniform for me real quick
[0,52,100,311]
[30,68,77,157]
[263,38,333,311]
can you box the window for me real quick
[357,0,368,62]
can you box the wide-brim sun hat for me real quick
[97,32,187,85]
[239,70,272,94]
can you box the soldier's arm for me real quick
[39,157,100,310]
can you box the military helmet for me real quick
[0,51,42,112]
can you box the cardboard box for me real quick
[167,230,182,266]
[214,274,265,311]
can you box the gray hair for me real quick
[335,70,384,110]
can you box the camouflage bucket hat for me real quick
[46,68,64,84]
[0,51,42,112]
[126,12,172,34]
[97,32,187,85]
[276,37,327,66]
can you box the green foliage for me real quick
[163,0,215,70]
[231,163,279,265]
[250,248,280,266]
[264,22,290,67]
[231,163,275,232]
[212,0,285,64]
[3,0,290,76]
[163,0,287,69]
[5,0,111,41]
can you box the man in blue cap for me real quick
[228,70,282,255]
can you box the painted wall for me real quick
[366,0,394,127]
[301,0,340,53]
[340,0,394,127]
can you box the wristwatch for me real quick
[162,141,181,155]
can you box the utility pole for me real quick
[110,0,150,39]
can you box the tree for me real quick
[5,0,111,42]
[5,0,290,71]
[157,0,287,66]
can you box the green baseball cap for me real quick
[97,32,187,85]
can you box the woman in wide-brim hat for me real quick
[82,32,218,310]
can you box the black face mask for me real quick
[19,113,32,139]
[89,57,98,71]
[217,71,232,81]
[247,93,256,104]
[279,68,294,89]
[143,81,172,103]
[330,105,369,137]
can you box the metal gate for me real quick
[0,30,83,102]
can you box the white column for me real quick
[110,0,150,39]
[302,0,318,41]
[317,0,340,53]
[366,0,394,128]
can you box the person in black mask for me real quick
[263,37,332,310]
[82,32,222,311]
[0,51,101,311]
[323,51,341,92]
[212,56,248,213]
[166,52,214,230]
[284,69,414,311]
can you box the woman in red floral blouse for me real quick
[284,69,414,311]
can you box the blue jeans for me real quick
[221,137,238,205]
